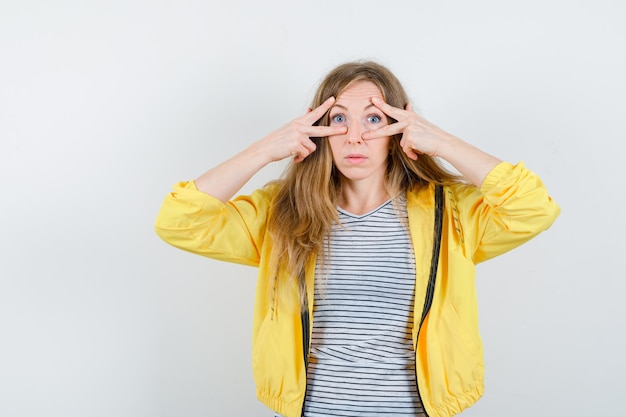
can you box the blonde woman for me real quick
[155,61,560,417]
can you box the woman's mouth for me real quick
[345,154,367,164]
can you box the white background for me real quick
[1,1,624,416]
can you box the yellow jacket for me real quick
[155,161,560,417]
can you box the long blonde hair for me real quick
[267,60,462,308]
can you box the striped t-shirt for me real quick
[300,197,425,417]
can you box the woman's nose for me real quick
[347,120,363,144]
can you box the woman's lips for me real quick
[345,154,367,164]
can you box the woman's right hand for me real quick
[254,96,347,163]
[194,97,347,202]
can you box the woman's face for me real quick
[327,81,391,186]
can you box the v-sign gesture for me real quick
[194,97,346,202]
[362,96,501,186]
[362,97,450,160]
[261,96,347,163]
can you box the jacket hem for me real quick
[428,383,484,417]
[257,390,303,417]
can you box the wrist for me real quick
[245,140,275,167]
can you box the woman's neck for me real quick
[337,180,390,216]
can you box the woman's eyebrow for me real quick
[330,103,381,111]
[364,103,378,111]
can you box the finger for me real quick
[302,137,317,153]
[404,149,419,160]
[303,96,335,124]
[293,142,316,162]
[362,121,407,140]
[303,126,348,138]
[400,141,419,160]
[371,96,407,119]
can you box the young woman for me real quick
[155,61,560,417]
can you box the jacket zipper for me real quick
[299,266,311,417]
[300,307,310,417]
[414,185,444,417]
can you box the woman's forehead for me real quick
[336,80,383,104]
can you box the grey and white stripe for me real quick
[302,197,425,417]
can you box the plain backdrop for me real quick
[1,1,624,416]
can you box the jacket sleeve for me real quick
[451,161,561,264]
[154,181,274,267]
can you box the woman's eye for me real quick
[331,114,346,124]
[367,115,382,124]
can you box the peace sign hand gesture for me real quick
[260,96,347,163]
[362,97,450,160]
[361,96,502,186]
[194,97,347,202]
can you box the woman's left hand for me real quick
[362,97,451,160]
[363,97,502,186]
